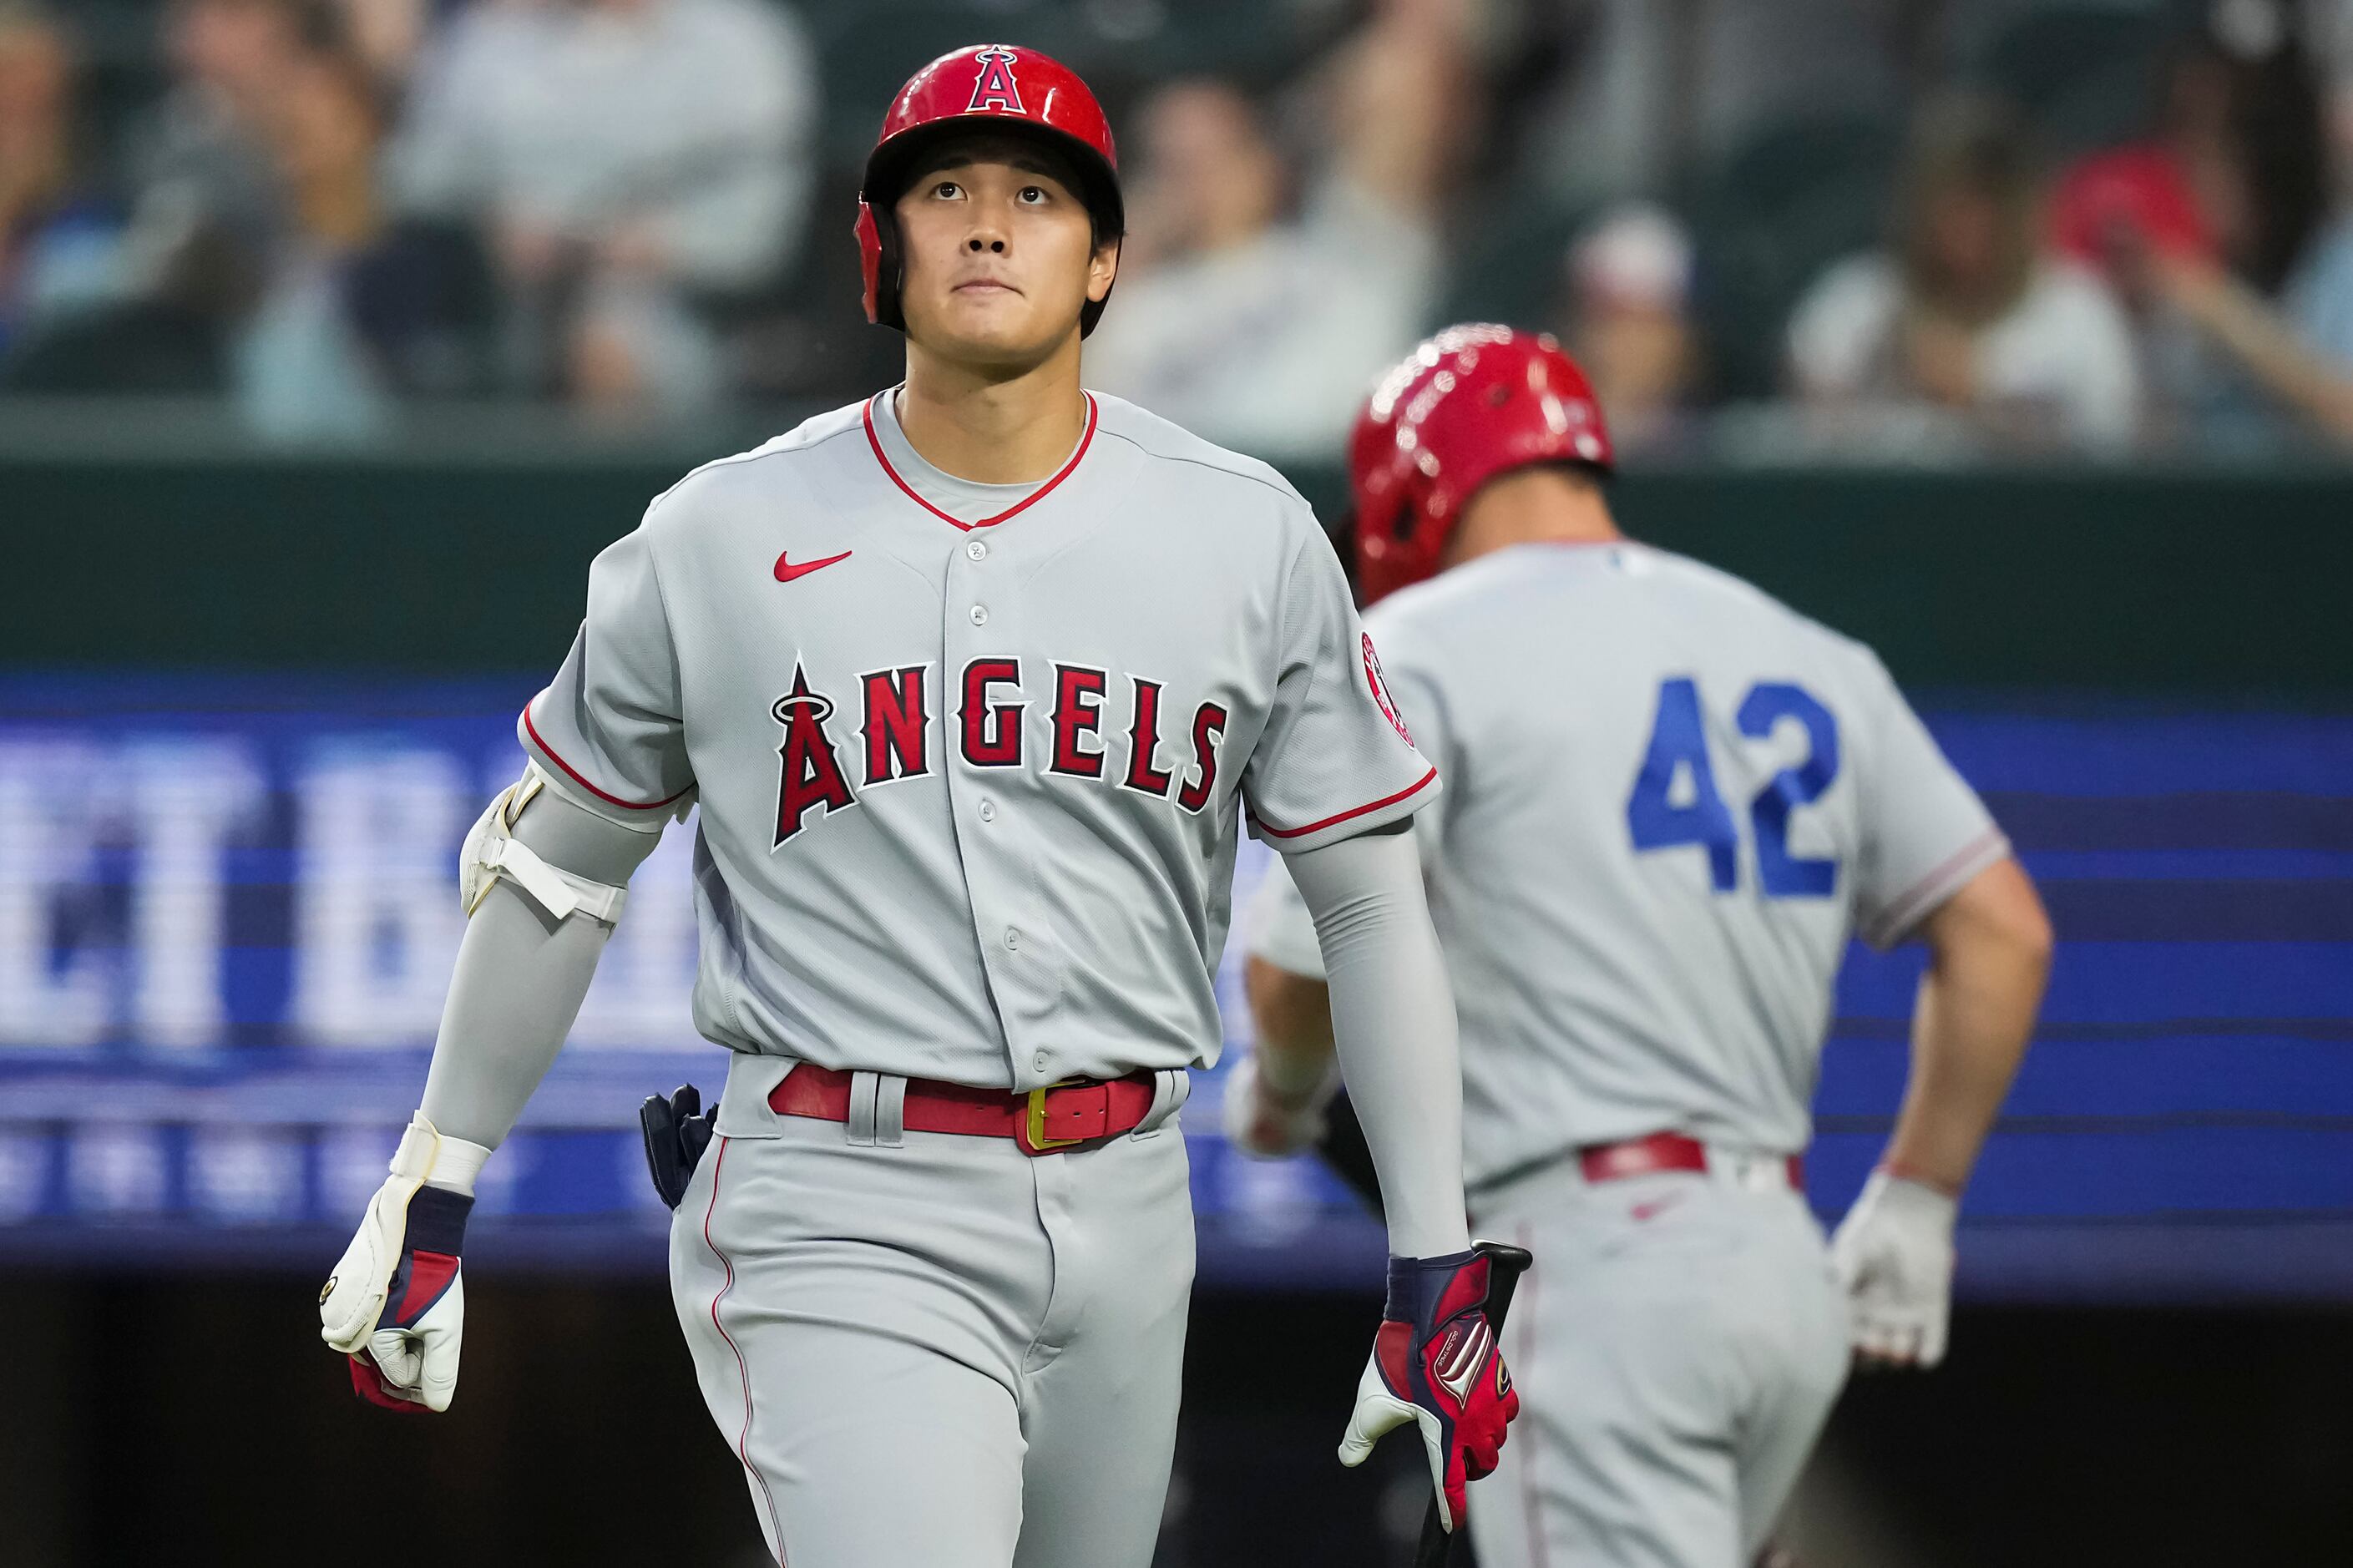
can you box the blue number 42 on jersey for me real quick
[1626,676,1840,898]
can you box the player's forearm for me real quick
[418,786,663,1150]
[1242,957,1338,1100]
[417,885,611,1148]
[1882,857,2052,1195]
[1286,827,1471,1257]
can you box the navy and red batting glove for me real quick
[1337,1248,1521,1531]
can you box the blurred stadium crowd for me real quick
[5,0,2353,461]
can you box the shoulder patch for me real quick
[1362,632,1413,744]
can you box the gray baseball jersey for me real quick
[522,387,1435,1092]
[1248,540,2006,1189]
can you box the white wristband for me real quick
[426,1135,493,1198]
[390,1112,494,1197]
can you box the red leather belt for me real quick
[769,1063,1158,1156]
[1577,1130,1804,1191]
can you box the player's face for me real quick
[893,151,1116,371]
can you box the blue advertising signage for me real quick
[1,674,2347,1299]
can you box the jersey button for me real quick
[969,604,989,625]
[1032,1051,1049,1072]
[1004,927,1020,951]
[978,800,995,822]
[965,539,988,561]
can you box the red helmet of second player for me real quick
[856,43,1125,335]
[1349,325,1614,604]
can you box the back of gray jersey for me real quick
[1251,541,2005,1189]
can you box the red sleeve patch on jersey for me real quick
[1362,633,1414,745]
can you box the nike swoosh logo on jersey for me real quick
[774,549,852,583]
[1630,1194,1689,1223]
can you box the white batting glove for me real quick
[1222,1050,1341,1159]
[319,1115,490,1413]
[1829,1169,1958,1369]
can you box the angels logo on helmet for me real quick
[966,47,1025,113]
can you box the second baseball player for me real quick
[1236,326,2054,1566]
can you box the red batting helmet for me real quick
[1349,324,1613,604]
[856,44,1125,336]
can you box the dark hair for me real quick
[2150,11,2329,291]
[1894,97,2041,324]
[2220,44,2325,291]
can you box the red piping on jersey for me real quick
[702,1137,785,1564]
[1253,766,1439,841]
[862,392,1098,531]
[522,701,691,812]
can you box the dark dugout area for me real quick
[3,1275,2347,1566]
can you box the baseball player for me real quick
[316,47,1520,1568]
[1232,326,2053,1565]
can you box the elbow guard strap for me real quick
[460,765,628,925]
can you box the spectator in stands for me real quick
[234,42,389,439]
[10,0,487,430]
[126,0,328,311]
[1084,1,1465,460]
[0,6,129,362]
[1554,203,1698,458]
[233,44,491,440]
[4,0,328,393]
[1788,97,2139,453]
[386,0,817,422]
[2054,6,2353,446]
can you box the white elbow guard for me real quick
[460,764,628,925]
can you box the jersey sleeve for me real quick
[1359,611,1460,869]
[518,523,696,827]
[1850,652,2009,948]
[1242,529,1440,853]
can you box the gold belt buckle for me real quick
[1026,1081,1085,1151]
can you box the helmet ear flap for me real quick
[875,214,905,332]
[855,200,906,331]
[1352,493,1424,604]
[1389,489,1420,542]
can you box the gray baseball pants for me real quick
[1467,1151,1850,1568]
[670,1055,1195,1567]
